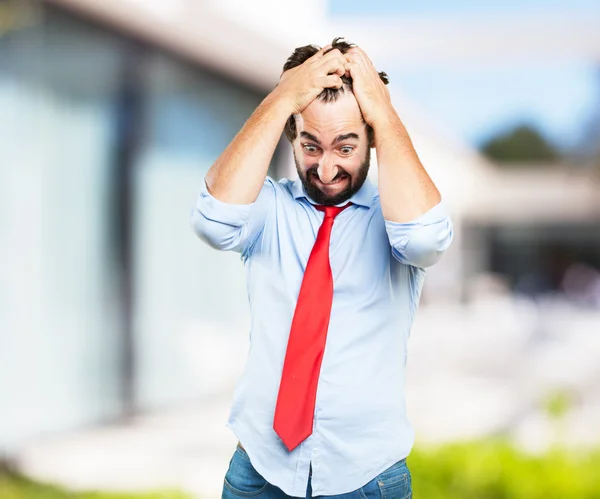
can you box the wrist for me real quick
[264,88,297,120]
[370,104,399,130]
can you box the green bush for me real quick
[0,469,190,499]
[409,439,600,499]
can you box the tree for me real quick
[479,124,560,163]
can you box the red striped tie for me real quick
[273,203,350,452]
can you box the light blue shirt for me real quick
[190,176,453,497]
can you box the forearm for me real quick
[205,91,293,204]
[374,109,441,223]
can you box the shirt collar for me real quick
[291,176,375,208]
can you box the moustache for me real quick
[306,166,350,183]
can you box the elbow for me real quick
[404,247,446,269]
[395,218,454,268]
[189,208,218,248]
[189,207,243,251]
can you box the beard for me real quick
[294,150,371,206]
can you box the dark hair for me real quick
[281,37,389,148]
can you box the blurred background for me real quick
[1,0,599,498]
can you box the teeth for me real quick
[311,173,347,185]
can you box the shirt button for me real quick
[313,448,318,454]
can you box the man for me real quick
[190,37,453,499]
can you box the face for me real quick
[292,91,370,206]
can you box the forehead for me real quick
[297,92,365,140]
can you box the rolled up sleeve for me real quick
[189,177,275,255]
[385,200,454,268]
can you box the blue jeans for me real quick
[222,444,412,499]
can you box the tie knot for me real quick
[315,203,351,219]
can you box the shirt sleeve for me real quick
[189,177,275,256]
[384,200,454,268]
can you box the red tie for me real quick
[273,203,350,452]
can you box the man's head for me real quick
[282,37,389,206]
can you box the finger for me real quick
[326,60,345,77]
[351,48,377,72]
[348,46,367,58]
[344,61,360,78]
[347,53,377,82]
[346,51,365,67]
[307,44,333,63]
[319,48,343,62]
[315,45,335,59]
[320,54,346,75]
[345,53,363,71]
[318,74,343,90]
[311,49,341,72]
[347,48,369,66]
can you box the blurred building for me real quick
[0,0,293,454]
[461,162,600,300]
[2,0,599,462]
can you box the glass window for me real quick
[132,53,271,409]
[0,8,124,449]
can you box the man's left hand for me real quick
[344,47,394,127]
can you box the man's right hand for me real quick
[273,46,347,115]
[201,46,346,207]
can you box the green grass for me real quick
[0,467,191,499]
[410,439,600,499]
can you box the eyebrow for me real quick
[300,131,321,145]
[331,133,359,145]
[300,131,360,146]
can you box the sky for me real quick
[329,0,600,16]
[328,0,600,151]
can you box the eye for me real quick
[302,143,321,155]
[339,146,354,155]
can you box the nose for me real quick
[317,155,339,185]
